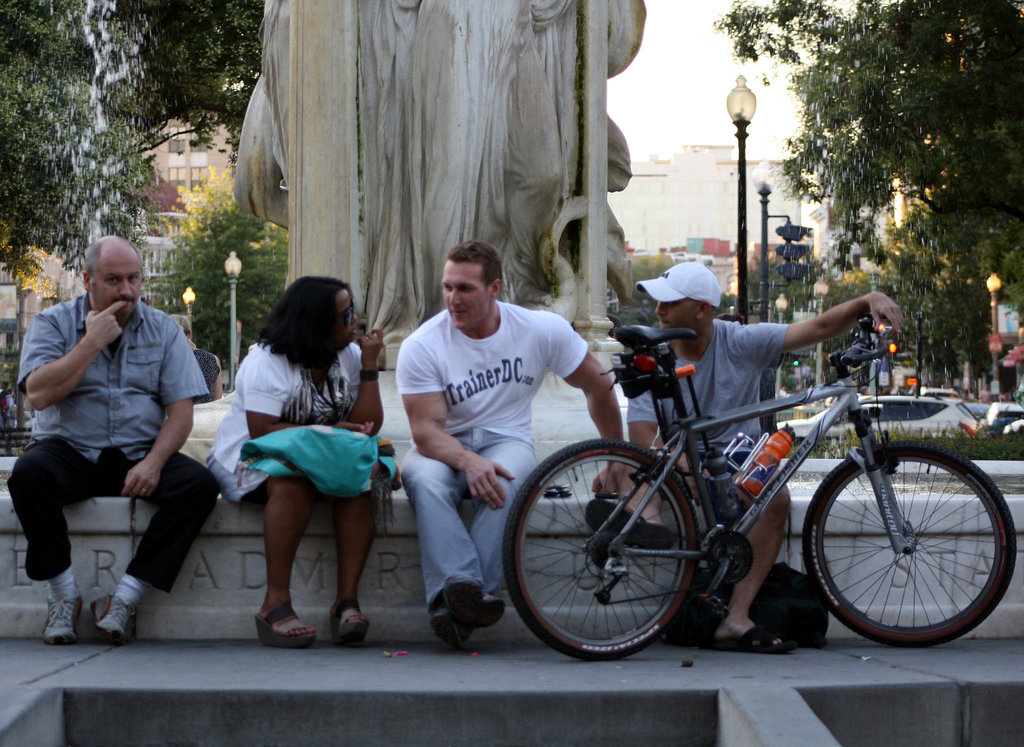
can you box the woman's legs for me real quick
[331,492,374,617]
[259,475,316,635]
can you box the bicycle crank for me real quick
[706,529,753,584]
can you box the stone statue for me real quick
[235,0,644,341]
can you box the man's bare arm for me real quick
[402,391,513,509]
[784,292,903,353]
[563,353,624,441]
[25,301,127,410]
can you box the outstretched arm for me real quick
[783,292,903,353]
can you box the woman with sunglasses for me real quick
[207,276,384,647]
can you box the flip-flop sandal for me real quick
[713,625,796,654]
[255,602,316,648]
[330,599,370,644]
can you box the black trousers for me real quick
[9,438,219,592]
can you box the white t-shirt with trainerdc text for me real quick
[396,302,588,444]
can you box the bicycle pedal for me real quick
[697,594,728,619]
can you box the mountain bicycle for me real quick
[502,318,1015,660]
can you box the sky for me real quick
[607,0,797,161]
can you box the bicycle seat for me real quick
[613,325,697,349]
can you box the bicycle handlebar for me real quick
[833,316,891,370]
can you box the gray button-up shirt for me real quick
[19,295,209,462]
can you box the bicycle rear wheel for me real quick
[502,439,699,660]
[803,441,1015,646]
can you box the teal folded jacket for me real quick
[240,425,397,497]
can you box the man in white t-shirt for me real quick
[396,240,623,648]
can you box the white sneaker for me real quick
[92,595,137,645]
[43,596,81,645]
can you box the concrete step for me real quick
[3,639,1024,746]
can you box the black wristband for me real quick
[359,369,379,382]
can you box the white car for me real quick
[780,395,980,440]
[1004,419,1024,435]
[985,402,1024,435]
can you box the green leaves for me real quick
[148,169,287,367]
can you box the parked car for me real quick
[780,395,979,439]
[1004,419,1024,435]
[920,387,960,399]
[962,401,990,429]
[984,402,1024,436]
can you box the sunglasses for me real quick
[337,305,356,326]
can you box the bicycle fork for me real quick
[849,443,915,555]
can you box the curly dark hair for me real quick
[259,276,352,368]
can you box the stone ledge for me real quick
[2,459,1022,643]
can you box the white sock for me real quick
[113,574,149,607]
[46,567,79,602]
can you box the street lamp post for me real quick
[813,279,829,386]
[225,251,242,392]
[987,272,1002,397]
[181,286,196,331]
[752,160,772,323]
[727,76,756,324]
[774,293,789,394]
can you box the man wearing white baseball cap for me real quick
[621,261,902,653]
[635,261,723,307]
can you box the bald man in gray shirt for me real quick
[9,236,219,646]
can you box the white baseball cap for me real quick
[636,262,721,306]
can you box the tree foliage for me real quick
[1,0,262,272]
[719,0,1024,384]
[719,0,1024,258]
[615,254,675,326]
[148,169,288,370]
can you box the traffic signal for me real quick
[775,222,812,280]
[888,342,898,355]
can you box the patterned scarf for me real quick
[281,361,353,426]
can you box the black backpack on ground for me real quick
[663,562,829,649]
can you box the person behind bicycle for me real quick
[621,262,902,653]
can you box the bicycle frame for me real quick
[608,328,913,575]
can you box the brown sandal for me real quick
[255,602,316,648]
[330,597,369,644]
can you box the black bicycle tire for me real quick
[803,441,1015,646]
[502,439,699,660]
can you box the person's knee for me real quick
[9,451,60,505]
[403,466,459,510]
[266,475,318,505]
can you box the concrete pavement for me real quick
[2,635,1024,746]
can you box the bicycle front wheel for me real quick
[803,441,1015,646]
[502,439,700,660]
